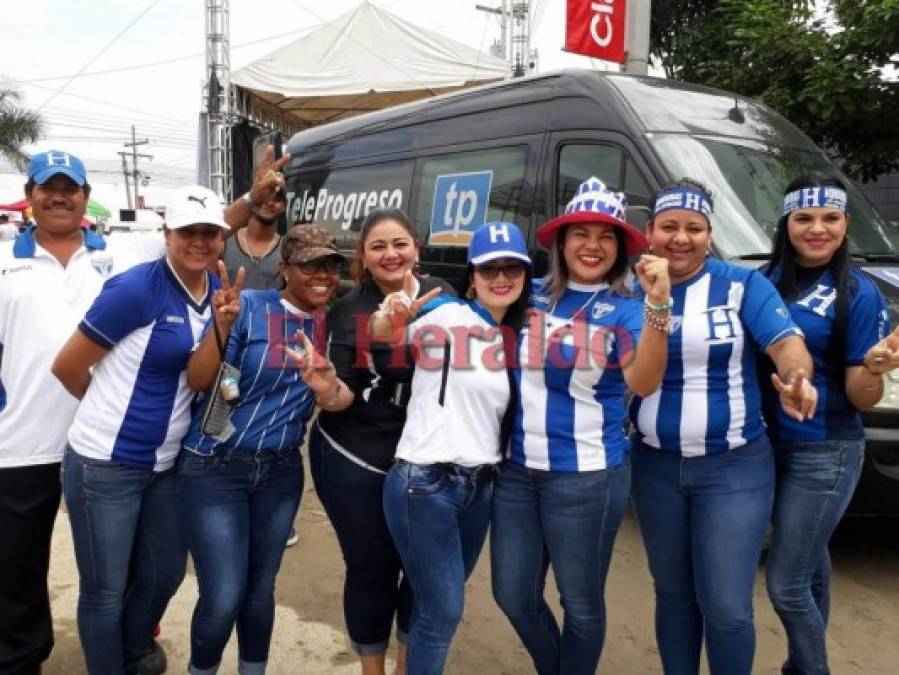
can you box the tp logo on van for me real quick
[429,170,493,245]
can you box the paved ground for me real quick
[45,475,899,674]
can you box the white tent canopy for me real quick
[232,1,507,133]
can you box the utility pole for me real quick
[509,1,534,77]
[625,0,651,75]
[118,151,133,209]
[123,125,152,208]
[476,1,536,78]
[476,1,509,72]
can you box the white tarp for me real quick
[232,1,507,129]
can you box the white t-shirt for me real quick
[0,228,165,468]
[395,298,511,467]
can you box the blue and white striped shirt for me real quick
[182,290,317,455]
[510,280,642,471]
[630,259,801,457]
[69,258,216,471]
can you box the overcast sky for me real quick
[0,0,620,206]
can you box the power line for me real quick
[4,24,318,86]
[36,0,164,112]
[20,82,191,126]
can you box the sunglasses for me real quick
[475,262,526,280]
[291,257,343,275]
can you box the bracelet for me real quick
[643,304,671,333]
[318,380,342,407]
[242,191,260,212]
[644,296,673,312]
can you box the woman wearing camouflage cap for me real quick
[177,225,349,675]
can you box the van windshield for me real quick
[649,134,899,260]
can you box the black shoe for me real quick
[126,640,167,675]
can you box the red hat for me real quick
[537,176,648,256]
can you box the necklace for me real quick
[239,228,280,263]
[548,282,607,321]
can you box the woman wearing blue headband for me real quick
[629,177,817,675]
[761,173,899,675]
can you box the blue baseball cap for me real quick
[467,221,531,266]
[27,150,87,186]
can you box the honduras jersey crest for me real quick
[591,302,616,320]
[90,251,114,276]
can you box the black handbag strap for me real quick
[212,318,227,362]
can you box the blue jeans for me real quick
[766,438,864,675]
[490,460,631,675]
[631,436,775,675]
[177,447,303,675]
[309,424,411,656]
[383,460,493,675]
[62,447,187,675]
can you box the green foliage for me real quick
[650,0,899,181]
[0,88,43,171]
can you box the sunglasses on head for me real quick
[291,257,343,275]
[475,261,526,280]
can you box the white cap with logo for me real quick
[165,185,230,231]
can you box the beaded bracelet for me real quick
[644,296,674,312]
[643,304,671,333]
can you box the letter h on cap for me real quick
[489,223,510,243]
[46,152,72,167]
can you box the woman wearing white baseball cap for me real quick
[51,185,232,675]
[491,176,670,675]
[370,221,531,675]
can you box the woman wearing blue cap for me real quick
[490,176,670,675]
[761,174,899,675]
[371,221,532,675]
[629,178,817,675]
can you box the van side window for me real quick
[413,146,530,246]
[557,144,652,227]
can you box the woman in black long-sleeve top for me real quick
[309,208,453,675]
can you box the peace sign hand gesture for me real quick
[382,270,442,321]
[212,260,245,332]
[248,144,291,208]
[371,271,442,341]
[284,330,338,398]
[863,326,899,376]
[771,368,818,422]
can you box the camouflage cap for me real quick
[281,224,345,264]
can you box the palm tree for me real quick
[0,88,43,171]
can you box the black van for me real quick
[282,68,899,515]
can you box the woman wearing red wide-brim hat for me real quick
[491,175,671,674]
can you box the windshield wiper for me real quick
[730,253,771,260]
[853,253,899,263]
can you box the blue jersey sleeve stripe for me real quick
[78,319,116,349]
[760,326,803,352]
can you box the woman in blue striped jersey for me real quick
[629,178,818,675]
[761,174,899,675]
[177,225,352,675]
[491,177,671,675]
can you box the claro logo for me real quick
[589,0,617,48]
[288,188,404,229]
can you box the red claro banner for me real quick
[565,0,628,64]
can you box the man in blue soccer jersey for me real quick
[0,148,287,675]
